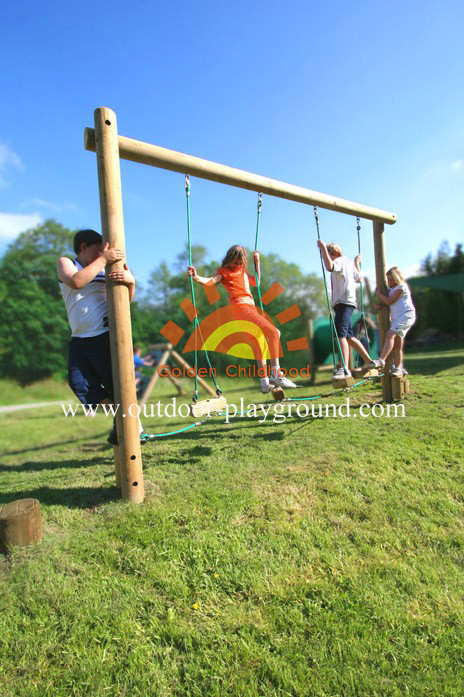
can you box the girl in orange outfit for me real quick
[188,245,297,393]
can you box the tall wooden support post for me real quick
[94,107,144,502]
[373,222,392,402]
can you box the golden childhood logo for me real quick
[159,279,308,362]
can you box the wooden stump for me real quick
[271,386,285,401]
[332,376,355,389]
[390,376,410,400]
[352,367,379,379]
[0,499,43,551]
[189,395,228,418]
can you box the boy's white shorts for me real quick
[390,314,416,338]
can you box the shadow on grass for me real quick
[0,457,110,474]
[405,352,464,376]
[0,485,120,509]
[1,433,111,457]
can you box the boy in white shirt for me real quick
[317,241,373,377]
[57,229,143,444]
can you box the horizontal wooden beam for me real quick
[84,126,397,224]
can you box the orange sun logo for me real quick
[159,281,308,361]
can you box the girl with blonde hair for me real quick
[370,266,416,376]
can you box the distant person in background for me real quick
[133,346,155,391]
[370,266,416,377]
[57,229,145,444]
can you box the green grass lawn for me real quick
[0,347,463,696]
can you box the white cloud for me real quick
[0,212,42,243]
[400,262,421,279]
[0,144,23,187]
[361,261,421,288]
[451,159,463,172]
[20,198,78,213]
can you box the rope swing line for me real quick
[185,175,222,400]
[254,192,265,312]
[140,188,380,442]
[354,216,372,368]
[313,206,348,373]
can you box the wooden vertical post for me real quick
[94,107,144,502]
[113,445,121,489]
[373,222,392,402]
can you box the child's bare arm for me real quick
[187,266,221,285]
[354,254,362,282]
[57,256,105,289]
[108,264,135,302]
[316,240,334,272]
[375,287,403,306]
[253,251,261,282]
[57,244,124,290]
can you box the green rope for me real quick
[140,375,380,440]
[185,175,222,398]
[313,207,348,373]
[355,217,372,368]
[254,193,265,312]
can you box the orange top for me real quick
[217,265,256,305]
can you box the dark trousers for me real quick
[68,332,114,408]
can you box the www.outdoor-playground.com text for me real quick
[61,399,405,423]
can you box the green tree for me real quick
[409,241,464,339]
[0,220,74,384]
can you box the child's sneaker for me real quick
[333,367,352,378]
[270,375,298,389]
[368,358,385,369]
[391,367,403,377]
[107,426,118,445]
[260,383,272,394]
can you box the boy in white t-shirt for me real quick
[57,229,143,444]
[370,266,416,377]
[317,240,373,377]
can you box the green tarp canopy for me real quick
[408,274,464,293]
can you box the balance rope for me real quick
[313,207,349,374]
[354,217,372,368]
[185,175,222,400]
[254,193,265,312]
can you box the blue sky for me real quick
[1,0,463,289]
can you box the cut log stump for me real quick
[332,376,355,389]
[190,396,228,418]
[391,376,409,401]
[0,499,42,551]
[352,367,379,379]
[271,386,285,401]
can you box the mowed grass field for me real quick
[0,347,463,697]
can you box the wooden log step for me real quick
[189,396,228,418]
[391,376,405,401]
[271,386,285,401]
[352,367,379,379]
[332,376,356,389]
[0,499,43,551]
